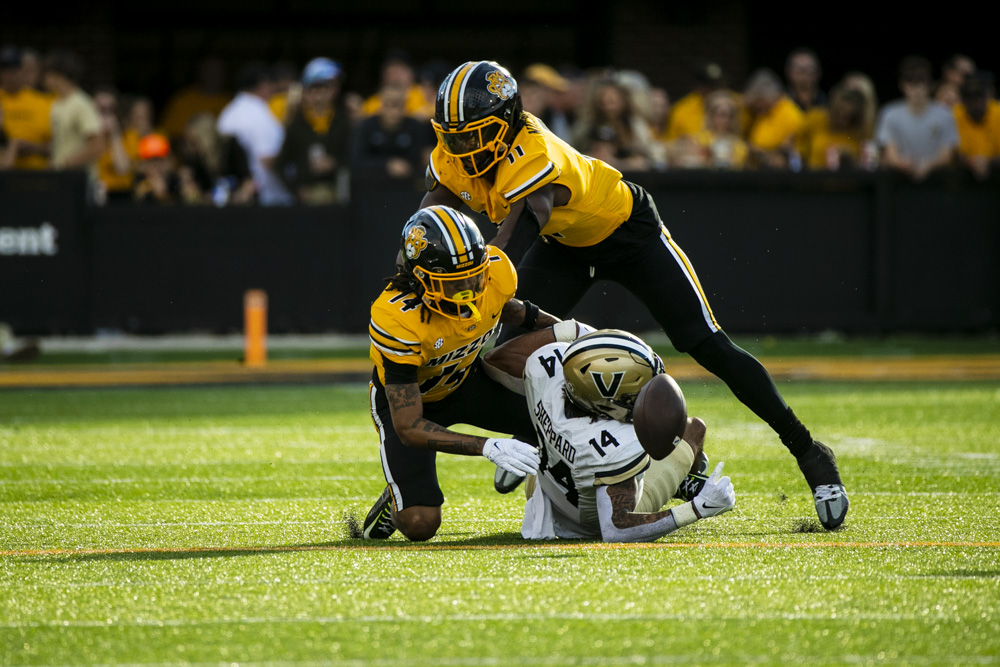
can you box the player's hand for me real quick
[483,438,540,477]
[692,462,735,519]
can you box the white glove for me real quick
[692,462,735,519]
[483,438,540,477]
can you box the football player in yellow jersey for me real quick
[418,60,849,531]
[358,205,561,541]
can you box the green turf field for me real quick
[2,377,998,665]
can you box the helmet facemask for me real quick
[432,116,511,177]
[412,261,490,322]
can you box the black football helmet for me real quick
[432,60,523,177]
[400,206,490,321]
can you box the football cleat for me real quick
[361,485,396,539]
[796,441,849,530]
[494,465,525,494]
[813,484,850,530]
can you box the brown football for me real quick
[632,373,687,460]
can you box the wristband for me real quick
[671,501,699,527]
[521,300,539,330]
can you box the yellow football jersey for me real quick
[369,247,517,403]
[428,112,633,248]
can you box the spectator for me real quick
[647,86,671,140]
[160,56,231,142]
[785,47,826,112]
[93,86,137,203]
[800,83,868,170]
[132,133,188,204]
[619,69,669,168]
[175,112,222,200]
[44,49,104,183]
[217,61,293,206]
[548,65,587,144]
[19,47,47,94]
[840,72,879,139]
[123,95,154,141]
[274,57,352,204]
[953,72,1000,180]
[935,53,976,107]
[663,60,728,143]
[876,55,959,182]
[360,49,430,118]
[349,83,434,181]
[521,63,572,138]
[0,45,53,169]
[268,59,300,124]
[668,90,747,169]
[571,74,660,172]
[414,58,451,120]
[742,67,806,169]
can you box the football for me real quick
[632,373,687,460]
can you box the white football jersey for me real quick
[523,342,651,538]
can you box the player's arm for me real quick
[499,298,560,330]
[419,167,465,209]
[382,358,539,475]
[596,462,735,543]
[482,319,597,393]
[489,185,556,266]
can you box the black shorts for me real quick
[368,359,537,510]
[501,181,722,352]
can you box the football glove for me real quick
[483,438,540,477]
[692,462,735,519]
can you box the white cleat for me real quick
[813,484,849,529]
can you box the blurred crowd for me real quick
[1,44,997,207]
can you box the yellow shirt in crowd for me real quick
[663,92,705,142]
[0,87,54,169]
[747,96,805,151]
[799,108,863,169]
[160,86,231,139]
[96,128,141,193]
[954,100,1000,158]
[361,84,430,117]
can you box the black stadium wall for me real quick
[2,169,998,337]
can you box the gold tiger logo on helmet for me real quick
[405,225,429,259]
[486,70,516,100]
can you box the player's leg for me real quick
[607,186,848,529]
[635,418,703,513]
[361,379,444,541]
[496,241,593,345]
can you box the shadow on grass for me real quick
[14,531,589,563]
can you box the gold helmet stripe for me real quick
[425,206,472,265]
[443,61,478,125]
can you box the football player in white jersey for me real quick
[484,321,736,542]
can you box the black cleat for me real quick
[797,441,849,530]
[494,465,526,494]
[361,485,396,539]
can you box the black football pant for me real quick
[369,359,539,510]
[499,182,814,457]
